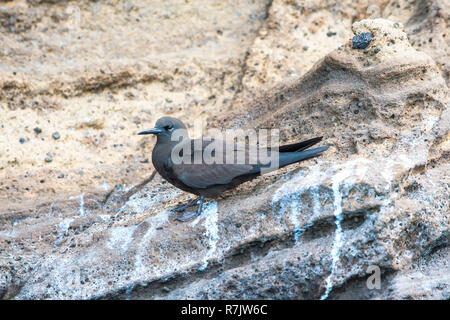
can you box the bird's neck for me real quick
[152,137,190,167]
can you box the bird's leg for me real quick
[171,198,199,212]
[175,196,204,222]
[196,195,204,216]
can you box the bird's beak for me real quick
[137,128,163,135]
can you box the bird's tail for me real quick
[278,146,329,168]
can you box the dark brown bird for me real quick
[138,116,328,221]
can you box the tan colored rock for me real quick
[383,0,449,85]
[231,0,449,104]
[0,0,270,209]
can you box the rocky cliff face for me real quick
[0,1,448,300]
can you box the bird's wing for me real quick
[168,138,256,189]
[171,162,255,189]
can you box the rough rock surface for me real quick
[0,1,448,300]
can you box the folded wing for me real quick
[167,138,254,189]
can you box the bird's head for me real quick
[138,116,188,143]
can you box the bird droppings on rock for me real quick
[352,32,373,49]
[0,3,448,301]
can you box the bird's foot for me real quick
[174,210,200,222]
[171,199,199,213]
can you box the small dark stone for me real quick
[326,31,336,37]
[33,127,42,134]
[52,132,60,140]
[57,173,64,179]
[19,137,25,144]
[373,47,380,54]
[354,109,359,114]
[302,46,309,51]
[45,156,53,163]
[352,32,373,49]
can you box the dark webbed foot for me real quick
[174,196,204,222]
[171,198,199,212]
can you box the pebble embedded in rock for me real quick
[1,12,448,301]
[352,32,373,49]
[19,138,25,144]
[45,156,53,163]
[34,127,42,134]
[52,132,60,140]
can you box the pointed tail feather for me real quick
[278,145,329,168]
[278,136,323,153]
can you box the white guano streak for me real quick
[191,201,219,271]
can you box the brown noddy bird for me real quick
[138,116,328,221]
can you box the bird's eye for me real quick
[165,125,174,131]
